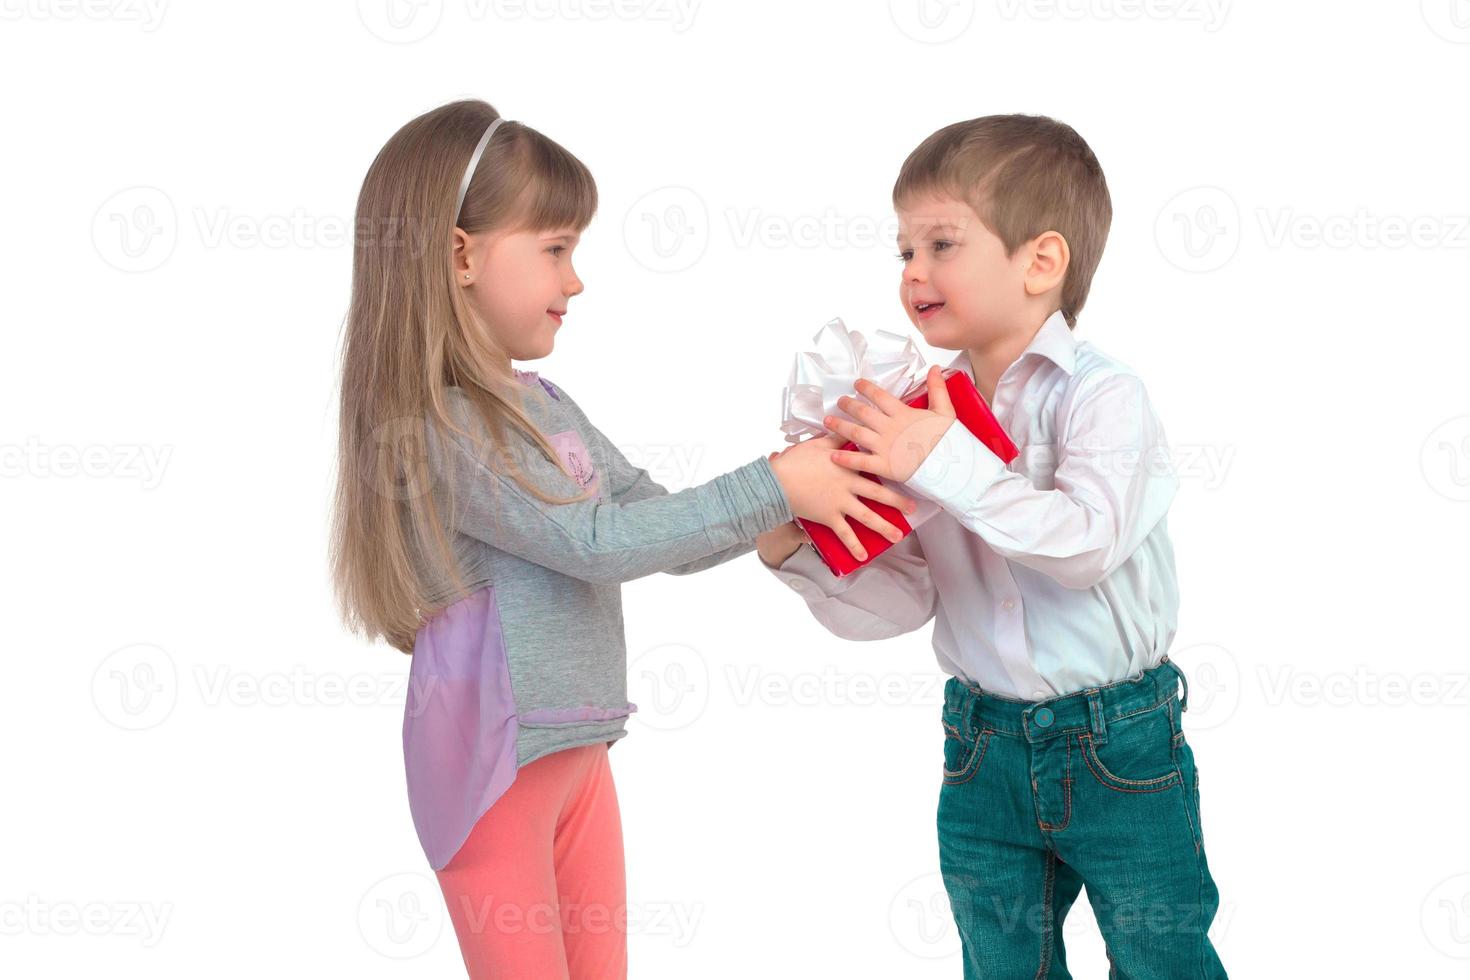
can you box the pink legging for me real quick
[434,742,627,979]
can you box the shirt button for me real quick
[1031,689,1047,699]
[786,578,805,593]
[1001,598,1016,611]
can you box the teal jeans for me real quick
[937,657,1228,979]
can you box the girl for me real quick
[329,99,919,979]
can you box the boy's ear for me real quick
[1023,231,1070,298]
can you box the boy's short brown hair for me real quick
[893,114,1111,328]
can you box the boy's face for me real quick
[895,192,1030,351]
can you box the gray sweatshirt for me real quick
[403,369,794,869]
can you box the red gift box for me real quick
[795,368,1018,577]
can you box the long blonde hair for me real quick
[331,99,598,654]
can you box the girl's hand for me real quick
[768,435,919,561]
[755,518,807,569]
[824,366,957,484]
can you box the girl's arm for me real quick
[559,395,758,575]
[428,392,790,585]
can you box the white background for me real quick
[4,1,1469,976]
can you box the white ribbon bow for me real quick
[779,318,928,445]
[777,317,944,532]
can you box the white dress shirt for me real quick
[764,309,1181,700]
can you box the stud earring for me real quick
[464,274,470,280]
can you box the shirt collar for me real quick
[512,367,560,401]
[945,309,1077,379]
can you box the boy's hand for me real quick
[824,366,957,484]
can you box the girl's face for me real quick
[456,225,584,362]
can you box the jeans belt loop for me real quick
[1167,657,1190,713]
[1086,689,1107,746]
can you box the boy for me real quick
[757,115,1228,978]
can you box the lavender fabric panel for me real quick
[402,585,519,871]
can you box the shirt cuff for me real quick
[905,418,1008,508]
[766,542,845,601]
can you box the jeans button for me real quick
[1034,707,1054,728]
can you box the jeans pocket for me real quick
[1080,699,1181,794]
[1178,738,1204,852]
[1194,766,1203,846]
[941,713,991,786]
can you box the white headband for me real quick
[453,117,510,225]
